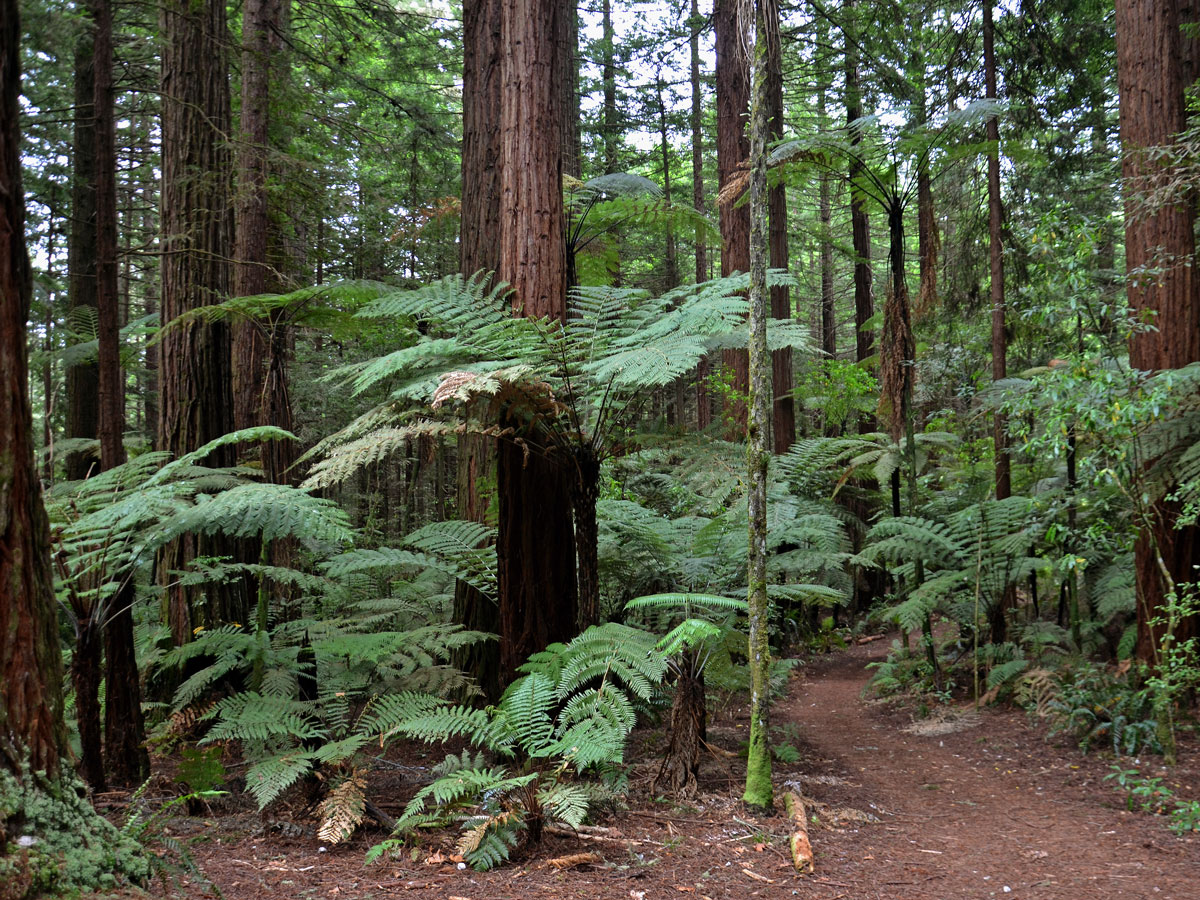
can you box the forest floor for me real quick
[124,638,1200,899]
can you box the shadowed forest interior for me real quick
[2,0,1200,897]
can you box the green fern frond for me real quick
[537,783,591,830]
[244,751,317,809]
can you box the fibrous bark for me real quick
[844,0,874,430]
[1,0,69,781]
[1114,0,1200,662]
[766,0,793,453]
[494,0,578,682]
[159,0,240,642]
[66,22,100,480]
[715,0,751,436]
[690,0,711,429]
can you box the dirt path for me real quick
[776,639,1200,900]
[164,640,1200,900]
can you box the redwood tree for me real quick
[65,18,100,480]
[91,0,148,785]
[715,0,751,435]
[844,0,874,420]
[158,0,239,643]
[1,0,68,784]
[494,0,578,680]
[454,0,504,698]
[765,0,793,452]
[1114,0,1200,662]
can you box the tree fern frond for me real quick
[317,774,367,845]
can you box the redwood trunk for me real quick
[766,0,793,453]
[455,0,505,698]
[232,0,281,435]
[159,0,239,642]
[844,0,874,429]
[1,0,69,780]
[1115,0,1200,662]
[66,24,100,480]
[690,0,710,430]
[716,0,751,437]
[73,619,106,790]
[91,0,148,784]
[984,0,1010,503]
[495,0,577,681]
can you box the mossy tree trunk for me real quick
[743,0,774,814]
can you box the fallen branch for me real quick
[856,634,886,645]
[543,852,603,869]
[783,791,815,874]
[742,868,774,883]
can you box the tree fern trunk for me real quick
[655,664,706,797]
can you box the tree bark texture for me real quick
[1115,0,1200,662]
[495,0,578,682]
[66,24,100,480]
[983,0,1010,503]
[1,0,69,778]
[743,0,774,813]
[462,0,502,278]
[159,0,239,643]
[92,0,122,472]
[766,0,793,453]
[561,2,582,179]
[495,434,577,682]
[602,0,618,173]
[690,0,711,430]
[232,0,283,435]
[457,0,505,700]
[716,0,751,437]
[498,0,566,320]
[654,665,706,797]
[844,0,874,416]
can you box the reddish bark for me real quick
[66,24,100,480]
[1115,0,1200,662]
[715,0,750,437]
[232,0,282,436]
[766,0,793,453]
[844,0,874,429]
[159,0,240,642]
[690,0,710,430]
[494,0,578,682]
[1,0,69,778]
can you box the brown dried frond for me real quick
[316,773,367,846]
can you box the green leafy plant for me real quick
[1045,663,1160,755]
[367,623,666,870]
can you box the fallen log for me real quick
[544,852,603,869]
[783,790,815,873]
